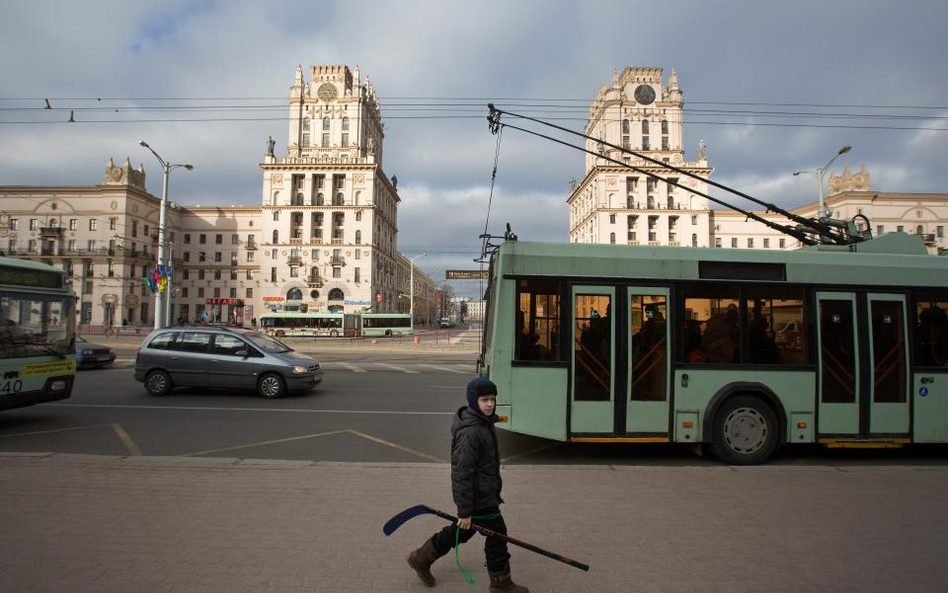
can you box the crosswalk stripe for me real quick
[378,363,419,374]
[417,363,467,374]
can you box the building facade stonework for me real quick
[0,65,435,328]
[569,67,948,255]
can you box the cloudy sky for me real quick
[2,1,946,295]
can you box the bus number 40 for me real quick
[1,380,23,394]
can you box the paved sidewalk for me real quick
[1,453,947,593]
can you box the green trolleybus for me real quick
[0,257,76,410]
[477,234,947,464]
[360,313,413,337]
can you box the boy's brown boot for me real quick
[488,563,529,592]
[407,537,441,587]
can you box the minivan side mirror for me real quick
[235,349,249,358]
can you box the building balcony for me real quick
[330,256,345,265]
[307,279,323,288]
[289,237,303,245]
[245,241,257,250]
[627,240,639,246]
[287,256,302,265]
[40,227,64,238]
[310,237,324,245]
[331,238,345,245]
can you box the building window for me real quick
[731,238,738,248]
[355,249,360,260]
[246,269,253,280]
[247,251,254,262]
[342,116,349,130]
[610,232,616,244]
[271,267,277,282]
[332,267,341,278]
[246,288,253,298]
[30,219,38,231]
[642,136,650,150]
[213,287,221,298]
[214,270,221,280]
[715,237,722,248]
[609,214,616,224]
[748,238,754,248]
[198,251,206,262]
[184,234,191,244]
[230,269,237,281]
[87,239,96,251]
[341,133,349,146]
[214,252,222,262]
[109,218,117,231]
[215,234,222,245]
[231,234,239,245]
[272,230,279,243]
[184,252,190,262]
[8,218,17,230]
[290,266,298,278]
[877,225,885,235]
[198,287,205,298]
[182,287,188,298]
[198,270,205,280]
[661,120,668,135]
[230,287,237,299]
[323,117,330,130]
[354,267,360,283]
[199,234,206,244]
[692,234,698,247]
[89,219,97,231]
[69,219,77,230]
[779,239,786,248]
[322,133,330,147]
[355,230,362,244]
[937,226,944,238]
[764,238,770,248]
[897,225,904,233]
[642,119,649,134]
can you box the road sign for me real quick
[446,270,488,280]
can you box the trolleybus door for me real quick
[866,294,910,435]
[570,286,615,434]
[817,292,860,435]
[626,288,670,434]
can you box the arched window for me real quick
[342,117,349,130]
[316,192,324,206]
[295,192,304,205]
[661,120,668,135]
[322,117,330,130]
[328,288,344,301]
[641,119,649,134]
[917,225,924,235]
[286,288,303,301]
[667,196,674,209]
[647,196,655,209]
[272,230,279,243]
[355,230,362,244]
[692,233,698,247]
[609,232,616,244]
[333,192,344,206]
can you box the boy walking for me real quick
[407,378,529,592]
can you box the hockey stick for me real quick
[383,504,590,572]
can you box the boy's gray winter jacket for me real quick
[451,406,503,518]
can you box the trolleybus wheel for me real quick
[276,330,285,338]
[257,373,286,399]
[145,370,173,397]
[330,329,339,337]
[384,329,392,336]
[711,395,778,465]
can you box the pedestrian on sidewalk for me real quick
[407,378,529,592]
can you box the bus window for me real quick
[630,295,666,401]
[682,286,740,364]
[574,294,611,401]
[515,279,561,361]
[820,300,856,403]
[916,294,948,367]
[871,300,906,403]
[744,287,806,365]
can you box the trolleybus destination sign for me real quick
[445,270,488,280]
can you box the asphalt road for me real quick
[2,345,948,466]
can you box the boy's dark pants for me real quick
[429,505,510,572]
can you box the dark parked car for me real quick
[134,327,322,399]
[76,335,116,369]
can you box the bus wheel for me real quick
[257,373,286,399]
[276,330,285,338]
[384,329,392,336]
[711,395,778,465]
[145,370,172,396]
[330,330,339,337]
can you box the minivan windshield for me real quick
[244,333,293,353]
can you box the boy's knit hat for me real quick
[466,378,497,410]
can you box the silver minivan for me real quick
[134,327,323,398]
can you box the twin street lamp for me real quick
[409,253,426,329]
[794,145,851,220]
[139,141,193,330]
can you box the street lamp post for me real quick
[409,253,426,330]
[139,141,193,330]
[794,145,851,220]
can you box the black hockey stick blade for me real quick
[383,504,430,536]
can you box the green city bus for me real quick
[0,257,77,410]
[259,311,348,337]
[477,234,947,464]
[360,313,413,337]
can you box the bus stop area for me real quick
[1,452,946,593]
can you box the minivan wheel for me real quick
[257,373,286,399]
[145,370,172,396]
[711,395,779,465]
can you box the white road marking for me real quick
[341,363,367,373]
[417,364,466,374]
[378,363,419,374]
[47,403,453,415]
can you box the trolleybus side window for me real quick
[515,279,562,362]
[574,294,611,400]
[820,299,857,403]
[915,293,948,367]
[743,287,806,365]
[872,300,907,403]
[630,295,667,401]
[681,285,741,364]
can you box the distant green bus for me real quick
[360,313,413,337]
[477,234,948,464]
[0,257,76,410]
[259,311,345,337]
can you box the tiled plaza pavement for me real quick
[1,453,946,593]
